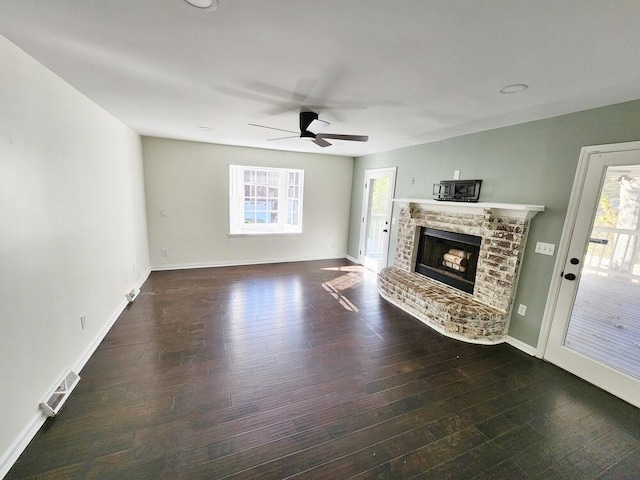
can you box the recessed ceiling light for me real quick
[198,126,212,131]
[183,0,218,11]
[498,84,528,94]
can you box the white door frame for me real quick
[358,167,397,273]
[537,140,640,359]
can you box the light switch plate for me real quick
[535,242,555,256]
[517,304,527,316]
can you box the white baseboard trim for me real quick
[151,255,349,271]
[0,412,45,479]
[345,254,359,264]
[0,267,152,479]
[75,267,151,373]
[506,335,537,356]
[74,298,127,373]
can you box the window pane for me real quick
[230,165,303,234]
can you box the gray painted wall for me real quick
[348,100,640,348]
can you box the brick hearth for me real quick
[379,200,543,344]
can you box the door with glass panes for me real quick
[544,145,640,407]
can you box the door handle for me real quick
[382,229,388,233]
[589,238,609,245]
[564,273,576,281]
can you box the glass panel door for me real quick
[564,165,640,379]
[360,168,396,273]
[545,149,640,407]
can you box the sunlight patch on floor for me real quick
[322,280,359,312]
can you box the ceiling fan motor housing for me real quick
[299,111,319,138]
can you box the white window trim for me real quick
[229,165,304,235]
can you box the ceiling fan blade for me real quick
[316,133,369,142]
[249,123,299,134]
[307,118,330,135]
[313,137,332,147]
[217,86,290,108]
[267,135,299,141]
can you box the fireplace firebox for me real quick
[414,227,481,294]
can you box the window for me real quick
[229,165,304,235]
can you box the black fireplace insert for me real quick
[414,227,481,294]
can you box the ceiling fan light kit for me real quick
[251,111,369,148]
[299,111,321,139]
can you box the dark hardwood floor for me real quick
[8,259,640,479]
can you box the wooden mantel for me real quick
[393,198,545,220]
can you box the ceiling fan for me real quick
[250,111,369,148]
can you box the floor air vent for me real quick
[126,287,140,303]
[40,370,80,417]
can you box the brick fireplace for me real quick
[379,199,543,344]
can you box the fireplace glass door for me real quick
[415,227,481,294]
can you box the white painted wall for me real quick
[143,137,353,268]
[0,36,150,475]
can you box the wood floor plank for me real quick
[7,259,640,479]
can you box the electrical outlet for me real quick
[453,170,461,180]
[517,304,527,316]
[535,242,556,256]
[80,315,87,329]
[161,248,169,257]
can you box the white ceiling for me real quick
[3,0,640,157]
